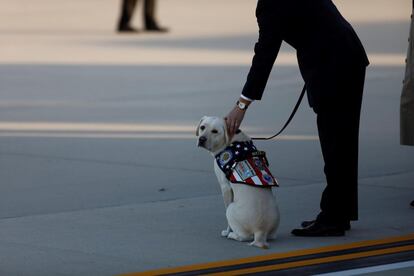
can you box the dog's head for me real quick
[196,116,230,154]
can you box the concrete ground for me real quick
[0,0,413,275]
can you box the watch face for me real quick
[238,102,246,109]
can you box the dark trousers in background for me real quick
[119,0,156,29]
[315,66,366,223]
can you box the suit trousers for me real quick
[315,66,366,223]
[119,0,156,28]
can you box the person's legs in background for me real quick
[144,0,168,32]
[118,0,139,32]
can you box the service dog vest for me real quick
[215,141,278,187]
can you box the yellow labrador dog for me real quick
[196,116,280,249]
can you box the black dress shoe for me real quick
[411,200,414,207]
[117,25,139,33]
[301,220,351,231]
[292,221,345,237]
[145,21,169,32]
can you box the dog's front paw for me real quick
[221,227,231,237]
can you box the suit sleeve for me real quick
[241,3,282,100]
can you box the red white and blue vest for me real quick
[215,141,278,188]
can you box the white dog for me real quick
[196,116,280,249]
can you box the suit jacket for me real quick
[242,0,369,108]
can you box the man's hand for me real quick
[225,105,246,138]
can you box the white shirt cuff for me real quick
[240,94,254,102]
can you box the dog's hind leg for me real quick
[227,231,252,242]
[249,231,270,249]
[226,204,253,242]
[268,231,278,240]
[268,226,279,240]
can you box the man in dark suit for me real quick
[225,0,369,236]
[118,0,168,33]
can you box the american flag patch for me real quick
[230,157,278,187]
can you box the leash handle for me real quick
[252,84,306,141]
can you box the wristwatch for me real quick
[236,100,248,110]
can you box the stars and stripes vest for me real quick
[215,141,278,188]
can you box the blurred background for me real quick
[0,0,410,128]
[0,0,409,64]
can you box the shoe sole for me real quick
[291,230,345,237]
[301,221,351,231]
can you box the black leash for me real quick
[252,84,306,141]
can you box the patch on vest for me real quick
[218,150,233,167]
[215,141,278,188]
[230,157,278,187]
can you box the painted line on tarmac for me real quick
[0,122,318,140]
[0,122,196,132]
[0,132,318,140]
[315,260,414,276]
[118,233,414,276]
[0,53,405,67]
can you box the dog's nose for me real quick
[198,136,207,146]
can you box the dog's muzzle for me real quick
[198,136,207,147]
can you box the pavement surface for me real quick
[0,0,413,275]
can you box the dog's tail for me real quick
[249,232,270,249]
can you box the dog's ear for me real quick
[196,116,207,136]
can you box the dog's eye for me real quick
[200,126,205,130]
[212,129,218,134]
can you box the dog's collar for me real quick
[215,141,278,188]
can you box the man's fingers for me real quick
[225,105,245,138]
[228,122,234,136]
[233,120,238,131]
[225,107,243,136]
[227,119,235,136]
[231,120,238,136]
